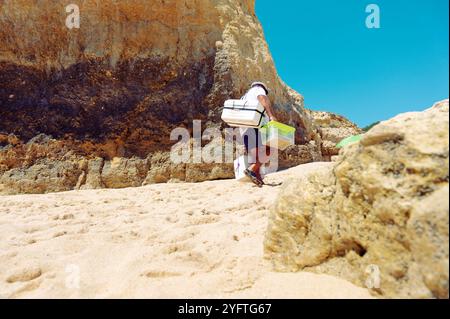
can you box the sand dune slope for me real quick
[0,162,372,299]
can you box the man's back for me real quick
[239,86,269,135]
[242,86,267,105]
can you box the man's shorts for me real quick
[242,128,263,153]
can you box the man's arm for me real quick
[258,95,278,122]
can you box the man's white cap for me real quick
[251,82,269,95]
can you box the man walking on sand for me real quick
[240,82,278,187]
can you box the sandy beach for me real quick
[0,162,372,299]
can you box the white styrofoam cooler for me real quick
[221,99,267,128]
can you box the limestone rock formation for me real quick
[309,110,362,160]
[264,100,449,298]
[0,0,326,194]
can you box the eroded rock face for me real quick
[0,0,326,193]
[309,110,362,159]
[0,0,317,148]
[265,100,449,298]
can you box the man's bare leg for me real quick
[250,146,277,176]
[248,145,273,182]
[245,146,263,185]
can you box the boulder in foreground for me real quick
[265,100,449,298]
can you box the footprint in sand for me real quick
[6,267,42,283]
[162,241,194,255]
[174,249,221,272]
[61,214,75,220]
[160,230,199,244]
[233,202,254,211]
[26,239,37,245]
[52,214,75,220]
[0,208,11,214]
[77,226,89,234]
[23,226,42,234]
[165,215,180,223]
[142,270,182,278]
[1,251,18,259]
[188,214,221,225]
[53,231,68,238]
[184,209,195,216]
[179,230,199,241]
[110,230,141,243]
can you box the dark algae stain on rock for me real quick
[1,55,214,150]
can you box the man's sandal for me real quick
[244,169,264,187]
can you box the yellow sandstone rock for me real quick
[265,100,449,298]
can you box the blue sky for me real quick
[256,0,449,127]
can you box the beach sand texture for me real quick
[0,162,372,299]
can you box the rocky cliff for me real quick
[309,110,362,160]
[0,0,337,194]
[264,100,449,298]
